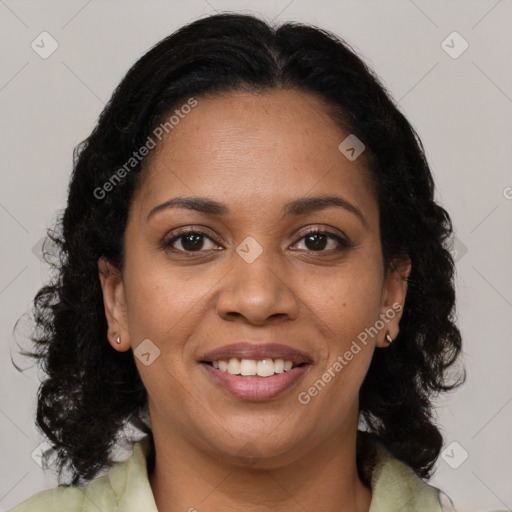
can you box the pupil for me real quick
[182,234,203,251]
[306,233,326,250]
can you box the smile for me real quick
[208,357,300,376]
[200,358,311,401]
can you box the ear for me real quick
[376,254,412,348]
[98,257,130,352]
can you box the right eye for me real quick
[162,229,222,253]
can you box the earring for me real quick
[385,333,393,344]
[116,335,121,345]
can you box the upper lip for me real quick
[199,342,313,365]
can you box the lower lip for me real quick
[200,363,310,401]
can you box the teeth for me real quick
[257,359,275,377]
[212,358,297,377]
[274,359,285,373]
[227,358,241,375]
[240,359,257,375]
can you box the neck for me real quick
[148,420,372,512]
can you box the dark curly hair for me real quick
[14,12,465,486]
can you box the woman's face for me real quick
[100,89,409,467]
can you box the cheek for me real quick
[122,265,206,409]
[300,254,383,401]
[305,259,384,338]
[123,255,209,342]
[121,254,224,392]
[297,268,380,427]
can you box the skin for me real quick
[99,89,411,512]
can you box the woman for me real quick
[9,12,469,512]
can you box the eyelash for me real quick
[161,227,351,254]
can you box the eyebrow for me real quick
[147,195,369,230]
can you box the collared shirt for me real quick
[8,434,453,511]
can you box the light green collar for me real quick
[109,435,443,512]
[367,440,442,511]
[9,434,444,511]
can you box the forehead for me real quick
[133,89,376,221]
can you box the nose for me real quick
[216,250,299,325]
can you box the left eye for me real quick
[291,230,349,252]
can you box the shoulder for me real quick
[7,484,88,512]
[6,472,121,512]
[359,432,445,512]
[7,436,158,512]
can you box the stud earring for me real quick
[116,336,121,345]
[385,333,393,344]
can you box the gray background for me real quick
[1,1,511,511]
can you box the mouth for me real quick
[200,358,309,377]
[198,342,313,401]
